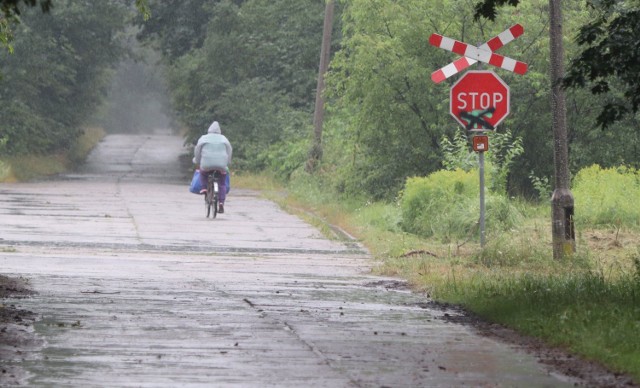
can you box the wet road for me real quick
[1,133,576,387]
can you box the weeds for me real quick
[68,127,106,166]
[632,249,640,281]
[451,270,640,378]
[573,165,640,229]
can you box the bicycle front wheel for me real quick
[205,191,212,218]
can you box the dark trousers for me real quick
[199,169,227,203]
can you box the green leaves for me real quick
[0,1,129,155]
[0,17,14,53]
[135,0,151,21]
[564,6,640,128]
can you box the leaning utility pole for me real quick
[549,0,576,258]
[306,0,334,173]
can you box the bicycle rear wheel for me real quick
[213,182,219,218]
[205,175,214,218]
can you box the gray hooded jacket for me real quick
[192,121,233,171]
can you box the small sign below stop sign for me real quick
[450,70,510,129]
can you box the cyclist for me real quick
[192,120,232,213]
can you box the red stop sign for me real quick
[450,70,510,130]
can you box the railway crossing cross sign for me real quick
[429,24,527,83]
[450,70,509,130]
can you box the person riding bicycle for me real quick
[193,120,232,213]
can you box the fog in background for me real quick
[95,44,174,135]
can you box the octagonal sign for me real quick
[450,70,510,130]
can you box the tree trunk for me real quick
[306,0,334,173]
[549,0,576,258]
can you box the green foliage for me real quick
[327,0,459,199]
[354,201,403,234]
[441,131,477,172]
[135,0,151,21]
[573,165,640,229]
[488,129,524,194]
[400,170,480,240]
[440,129,524,195]
[135,0,212,63]
[0,0,52,18]
[633,248,640,282]
[142,0,328,171]
[210,78,312,172]
[564,1,640,128]
[0,135,8,179]
[0,1,130,155]
[0,17,13,53]
[262,135,309,181]
[485,193,524,232]
[400,167,524,241]
[528,171,551,201]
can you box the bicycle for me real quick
[204,170,221,218]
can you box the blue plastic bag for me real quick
[189,169,203,194]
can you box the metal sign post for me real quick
[473,134,489,246]
[479,150,486,246]
[450,72,510,247]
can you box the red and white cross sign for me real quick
[430,24,527,83]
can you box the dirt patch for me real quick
[431,301,639,388]
[0,274,35,323]
[0,275,37,386]
[364,279,412,291]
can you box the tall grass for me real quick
[573,165,640,229]
[0,159,11,182]
[68,127,106,166]
[400,169,523,242]
[0,127,105,182]
[443,268,640,379]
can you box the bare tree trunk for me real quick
[549,0,576,259]
[306,0,334,173]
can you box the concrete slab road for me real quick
[0,133,579,387]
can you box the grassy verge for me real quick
[234,171,640,382]
[0,127,105,182]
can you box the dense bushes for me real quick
[400,169,523,241]
[399,163,640,242]
[400,170,479,240]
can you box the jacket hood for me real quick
[208,121,221,134]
